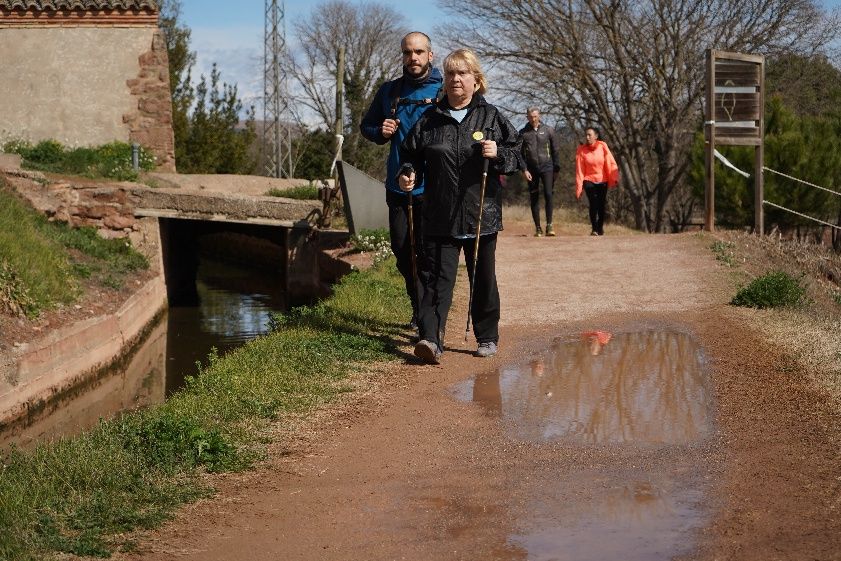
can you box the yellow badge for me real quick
[472,131,484,141]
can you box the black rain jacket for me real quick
[399,95,523,237]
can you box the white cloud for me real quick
[190,25,264,110]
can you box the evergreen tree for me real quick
[157,0,194,167]
[157,1,255,174]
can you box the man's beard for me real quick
[403,62,431,83]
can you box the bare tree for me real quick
[286,1,408,177]
[441,0,840,231]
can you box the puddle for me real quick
[510,475,704,561]
[453,330,713,444]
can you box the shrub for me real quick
[25,140,64,165]
[731,271,806,309]
[3,138,155,181]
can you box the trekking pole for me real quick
[407,192,418,291]
[400,163,419,304]
[465,129,492,342]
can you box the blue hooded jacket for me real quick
[360,67,443,196]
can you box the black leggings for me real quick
[528,168,554,227]
[419,233,500,349]
[583,181,608,234]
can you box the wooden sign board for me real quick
[704,50,765,233]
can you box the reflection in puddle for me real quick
[455,330,712,444]
[511,476,704,561]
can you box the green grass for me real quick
[266,184,319,200]
[0,182,149,317]
[3,139,155,182]
[0,259,409,560]
[731,271,807,309]
[710,240,738,267]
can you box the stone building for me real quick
[0,0,175,171]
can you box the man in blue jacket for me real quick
[360,31,443,330]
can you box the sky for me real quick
[178,0,841,122]
[180,0,449,113]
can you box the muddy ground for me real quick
[119,222,841,561]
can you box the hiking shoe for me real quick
[546,223,556,237]
[475,341,498,358]
[534,226,543,237]
[414,339,442,364]
[590,230,599,236]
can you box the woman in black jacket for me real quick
[398,48,523,364]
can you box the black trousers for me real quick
[387,190,426,320]
[419,233,500,349]
[528,167,554,227]
[583,181,608,234]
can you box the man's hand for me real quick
[381,118,399,139]
[398,171,416,192]
[481,140,497,159]
[524,169,533,182]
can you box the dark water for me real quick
[1,258,288,448]
[165,259,288,394]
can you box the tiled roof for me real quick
[0,0,157,10]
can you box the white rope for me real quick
[714,149,750,178]
[762,167,841,197]
[762,200,841,230]
[329,134,345,177]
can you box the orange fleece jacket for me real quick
[575,140,619,199]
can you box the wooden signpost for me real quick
[704,50,765,234]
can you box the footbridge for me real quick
[133,173,346,303]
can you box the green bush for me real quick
[25,140,64,165]
[3,139,156,181]
[731,271,806,308]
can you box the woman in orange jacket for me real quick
[575,127,619,236]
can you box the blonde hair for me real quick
[443,48,487,95]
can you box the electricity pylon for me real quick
[264,0,292,178]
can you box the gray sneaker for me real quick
[476,341,498,358]
[414,339,442,364]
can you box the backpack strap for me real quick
[390,77,441,117]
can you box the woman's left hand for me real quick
[481,140,497,159]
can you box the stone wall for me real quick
[0,25,175,171]
[2,168,145,242]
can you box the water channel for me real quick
[1,257,289,448]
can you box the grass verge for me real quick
[266,184,319,200]
[0,259,409,560]
[0,182,149,317]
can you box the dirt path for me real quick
[124,227,841,561]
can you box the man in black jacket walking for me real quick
[360,32,443,330]
[520,107,560,237]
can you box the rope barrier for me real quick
[762,200,841,231]
[762,167,841,197]
[329,134,345,177]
